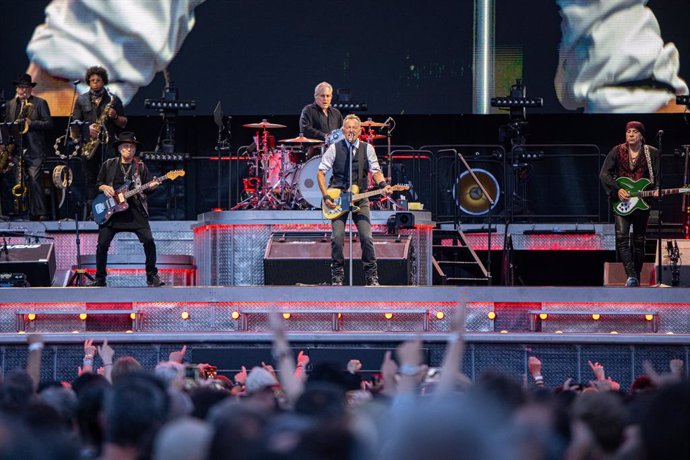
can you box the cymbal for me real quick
[360,120,386,127]
[243,121,287,129]
[360,133,386,140]
[279,135,323,144]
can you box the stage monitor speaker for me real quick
[603,262,655,286]
[264,233,412,285]
[655,239,690,286]
[0,243,56,287]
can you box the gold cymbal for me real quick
[242,121,287,129]
[360,120,387,127]
[360,133,386,140]
[279,135,323,144]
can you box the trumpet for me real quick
[16,98,34,135]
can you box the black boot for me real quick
[331,267,344,286]
[365,276,380,286]
[147,273,165,287]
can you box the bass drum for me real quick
[294,155,332,209]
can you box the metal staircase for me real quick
[432,228,490,285]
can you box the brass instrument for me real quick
[11,150,28,215]
[82,92,115,160]
[17,99,34,135]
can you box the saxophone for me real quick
[11,150,28,214]
[17,98,34,135]
[0,98,32,172]
[81,92,115,159]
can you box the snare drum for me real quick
[293,155,332,209]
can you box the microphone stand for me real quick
[655,132,663,286]
[348,141,355,286]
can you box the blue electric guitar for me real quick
[92,170,185,225]
[613,177,690,216]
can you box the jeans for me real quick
[331,202,377,279]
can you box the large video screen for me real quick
[2,0,688,115]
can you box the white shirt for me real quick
[318,139,382,174]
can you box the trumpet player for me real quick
[3,74,52,220]
[73,66,127,218]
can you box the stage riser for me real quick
[4,299,690,335]
[4,342,687,392]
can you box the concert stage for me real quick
[1,215,689,388]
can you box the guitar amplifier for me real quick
[0,243,56,287]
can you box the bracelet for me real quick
[84,354,95,359]
[28,342,44,351]
[399,364,420,376]
[533,375,544,382]
[322,194,332,201]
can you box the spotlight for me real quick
[79,313,88,320]
[144,99,196,110]
[592,314,600,321]
[231,311,241,320]
[282,313,291,320]
[130,313,137,320]
[181,311,190,320]
[490,97,543,108]
[555,330,563,334]
[500,329,509,334]
[610,331,618,334]
[384,313,393,320]
[487,311,496,320]
[539,313,548,320]
[644,314,654,321]
[27,313,36,321]
[435,311,445,320]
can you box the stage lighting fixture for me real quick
[490,97,543,108]
[539,313,548,320]
[282,313,291,319]
[487,311,496,320]
[231,311,241,320]
[592,314,600,320]
[144,99,196,110]
[332,102,368,111]
[27,313,36,321]
[181,311,190,320]
[79,313,88,320]
[676,95,690,105]
[645,314,654,321]
[435,311,445,320]
[384,313,393,320]
[130,313,137,320]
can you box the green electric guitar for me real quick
[612,177,690,216]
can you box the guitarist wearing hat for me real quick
[318,114,392,286]
[91,132,163,287]
[600,121,659,287]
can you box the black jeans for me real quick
[26,156,48,217]
[95,225,158,280]
[614,211,649,279]
[331,202,378,279]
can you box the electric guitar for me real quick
[612,177,690,216]
[322,184,410,220]
[92,170,185,225]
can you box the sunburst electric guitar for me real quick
[322,184,410,220]
[612,177,690,216]
[92,170,185,225]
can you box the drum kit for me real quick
[232,117,395,210]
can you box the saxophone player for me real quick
[73,66,127,218]
[3,74,52,221]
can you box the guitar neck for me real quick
[637,187,687,198]
[352,188,388,201]
[123,177,165,199]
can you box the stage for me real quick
[1,213,689,388]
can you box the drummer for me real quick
[299,82,343,158]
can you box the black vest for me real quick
[330,142,370,191]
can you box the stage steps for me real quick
[432,229,489,285]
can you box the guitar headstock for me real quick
[164,170,186,181]
[391,184,410,192]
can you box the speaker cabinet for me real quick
[0,243,56,287]
[264,233,412,285]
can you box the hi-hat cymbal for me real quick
[360,120,387,127]
[279,135,323,144]
[243,121,287,129]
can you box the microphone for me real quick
[657,130,664,137]
[381,116,392,128]
[73,79,81,85]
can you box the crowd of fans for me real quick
[2,307,689,460]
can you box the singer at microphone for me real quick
[316,114,392,286]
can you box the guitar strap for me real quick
[357,144,365,195]
[644,145,655,185]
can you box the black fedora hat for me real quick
[13,73,37,87]
[113,132,142,148]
